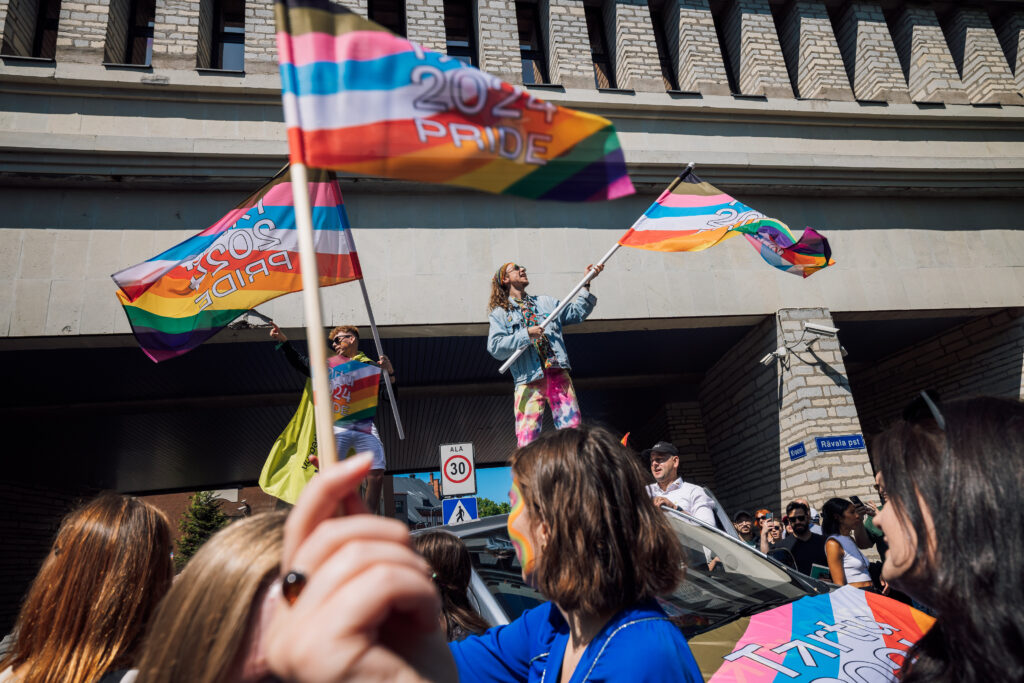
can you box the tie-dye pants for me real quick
[514,367,581,447]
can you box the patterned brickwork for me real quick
[245,0,280,73]
[833,2,909,102]
[152,0,202,69]
[775,308,872,511]
[849,308,1024,437]
[890,4,968,104]
[405,0,445,53]
[994,10,1023,96]
[1,0,38,57]
[777,0,852,100]
[667,0,729,94]
[102,0,128,62]
[608,0,661,91]
[665,401,717,491]
[943,7,1020,105]
[54,0,112,61]
[721,0,792,97]
[544,0,592,88]
[698,316,781,516]
[477,0,520,83]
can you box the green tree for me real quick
[175,491,230,570]
[477,497,511,518]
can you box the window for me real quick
[369,0,405,36]
[211,0,244,70]
[395,499,405,513]
[584,1,615,88]
[1,0,61,59]
[443,0,476,67]
[516,0,548,84]
[647,0,677,90]
[124,0,155,65]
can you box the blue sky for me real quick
[412,466,513,504]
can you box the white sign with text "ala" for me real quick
[440,442,476,497]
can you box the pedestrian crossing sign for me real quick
[443,497,478,526]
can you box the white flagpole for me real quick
[498,242,621,375]
[288,162,340,468]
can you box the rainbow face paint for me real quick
[507,480,536,575]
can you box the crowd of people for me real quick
[1,392,1022,681]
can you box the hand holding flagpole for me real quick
[497,245,618,375]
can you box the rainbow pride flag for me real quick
[618,168,834,277]
[274,0,634,202]
[328,355,381,426]
[112,168,362,362]
[689,586,933,681]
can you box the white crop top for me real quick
[828,534,872,583]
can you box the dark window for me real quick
[395,499,404,512]
[647,0,677,90]
[516,0,548,84]
[584,2,615,88]
[443,0,476,66]
[1,0,61,59]
[212,0,244,70]
[369,0,405,37]
[124,0,155,65]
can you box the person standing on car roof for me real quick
[643,441,716,526]
[486,262,603,447]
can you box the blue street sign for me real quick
[788,442,807,461]
[443,497,478,526]
[815,434,866,453]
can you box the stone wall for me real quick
[101,0,129,62]
[721,0,792,97]
[476,0,519,83]
[889,3,968,104]
[994,9,1023,96]
[943,6,1020,105]
[833,1,909,102]
[1,0,39,56]
[665,401,716,491]
[777,0,852,100]
[152,0,202,68]
[545,0,596,88]
[669,0,729,94]
[849,308,1024,438]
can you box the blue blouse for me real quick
[449,600,703,683]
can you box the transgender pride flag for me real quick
[274,0,634,202]
[618,167,835,278]
[112,168,362,362]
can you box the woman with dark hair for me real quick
[135,511,287,683]
[871,395,1024,683]
[412,531,490,642]
[821,497,872,588]
[450,425,702,681]
[0,493,173,683]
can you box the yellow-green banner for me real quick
[259,380,319,504]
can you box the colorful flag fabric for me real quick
[112,168,362,362]
[328,355,381,426]
[274,0,634,202]
[259,379,319,505]
[618,168,835,277]
[688,585,934,681]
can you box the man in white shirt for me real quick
[643,441,716,527]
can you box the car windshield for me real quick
[456,513,815,637]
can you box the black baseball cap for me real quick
[642,441,679,460]
[733,509,753,522]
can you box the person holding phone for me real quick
[758,514,783,553]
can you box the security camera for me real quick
[803,322,839,337]
[759,347,788,367]
[759,352,776,367]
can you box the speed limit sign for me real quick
[440,442,476,497]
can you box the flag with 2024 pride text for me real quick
[112,167,362,362]
[274,0,634,202]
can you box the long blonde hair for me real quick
[0,493,173,683]
[135,511,286,683]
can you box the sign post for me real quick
[440,442,476,498]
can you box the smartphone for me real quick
[850,495,864,507]
[764,512,773,521]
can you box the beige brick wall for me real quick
[668,0,729,94]
[55,0,112,61]
[545,0,592,88]
[944,7,1020,105]
[607,0,661,92]
[777,0,852,101]
[477,0,520,84]
[890,4,968,104]
[405,0,445,53]
[665,401,716,491]
[833,1,909,102]
[1,0,40,56]
[850,308,1024,438]
[152,0,203,68]
[994,10,1023,97]
[721,0,792,98]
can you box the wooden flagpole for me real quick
[287,162,340,468]
[498,163,696,375]
[343,227,405,440]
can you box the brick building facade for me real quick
[1,0,1023,631]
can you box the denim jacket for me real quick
[486,290,596,386]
